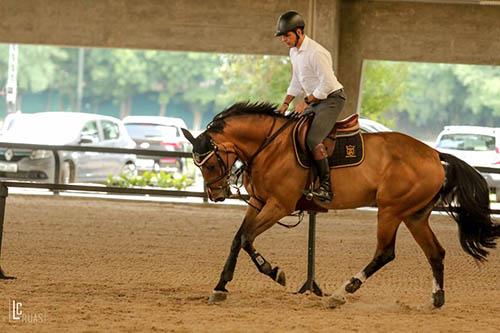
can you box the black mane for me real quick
[207,101,286,133]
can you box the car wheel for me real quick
[153,161,161,173]
[122,162,137,177]
[60,161,75,184]
[176,159,184,173]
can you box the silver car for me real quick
[0,112,137,183]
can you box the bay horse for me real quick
[181,102,499,308]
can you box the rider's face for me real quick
[279,31,297,48]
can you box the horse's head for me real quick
[182,128,239,202]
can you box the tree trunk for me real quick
[120,96,132,118]
[46,90,52,112]
[159,102,167,117]
[193,109,202,131]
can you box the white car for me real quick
[435,125,500,201]
[359,118,392,133]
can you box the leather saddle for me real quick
[293,114,364,169]
[293,113,365,213]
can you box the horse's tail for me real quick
[438,152,500,261]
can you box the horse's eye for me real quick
[206,165,215,172]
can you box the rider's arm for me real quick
[281,63,301,114]
[278,95,295,114]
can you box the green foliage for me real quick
[0,45,69,94]
[106,171,194,190]
[1,43,499,137]
[215,54,290,107]
[359,60,409,126]
[453,65,500,118]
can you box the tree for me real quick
[454,64,500,120]
[390,63,500,138]
[143,51,223,128]
[359,60,409,126]
[86,49,149,117]
[215,54,291,108]
[0,45,69,111]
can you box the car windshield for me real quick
[3,115,83,144]
[437,133,495,151]
[125,124,177,139]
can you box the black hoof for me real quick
[0,268,16,280]
[432,290,445,308]
[345,277,362,293]
[276,269,286,286]
[271,267,286,286]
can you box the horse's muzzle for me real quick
[213,196,226,202]
[207,186,230,202]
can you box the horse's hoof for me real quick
[275,268,286,286]
[432,290,445,308]
[326,294,346,309]
[208,290,228,304]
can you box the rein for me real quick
[229,116,303,228]
[245,116,295,172]
[199,114,303,229]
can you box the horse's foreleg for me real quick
[328,210,401,308]
[404,213,446,308]
[212,226,243,291]
[209,205,259,303]
[241,199,288,286]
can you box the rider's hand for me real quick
[278,102,289,114]
[295,100,308,113]
[305,94,320,105]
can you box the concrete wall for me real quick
[339,1,500,114]
[0,0,326,55]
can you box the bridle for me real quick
[194,115,295,199]
[194,116,303,228]
[193,141,237,192]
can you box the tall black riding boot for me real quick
[311,144,333,202]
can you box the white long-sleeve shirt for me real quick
[286,36,343,100]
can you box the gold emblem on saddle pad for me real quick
[345,145,356,158]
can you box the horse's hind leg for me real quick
[328,209,401,308]
[404,211,446,308]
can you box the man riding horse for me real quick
[276,10,351,202]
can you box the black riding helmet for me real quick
[274,11,305,37]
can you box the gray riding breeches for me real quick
[305,90,346,150]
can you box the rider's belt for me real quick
[327,88,344,98]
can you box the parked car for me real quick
[123,116,191,172]
[0,112,137,183]
[359,118,392,133]
[435,125,500,201]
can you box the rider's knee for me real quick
[306,136,319,151]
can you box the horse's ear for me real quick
[181,128,196,145]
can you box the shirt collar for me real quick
[297,35,310,52]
